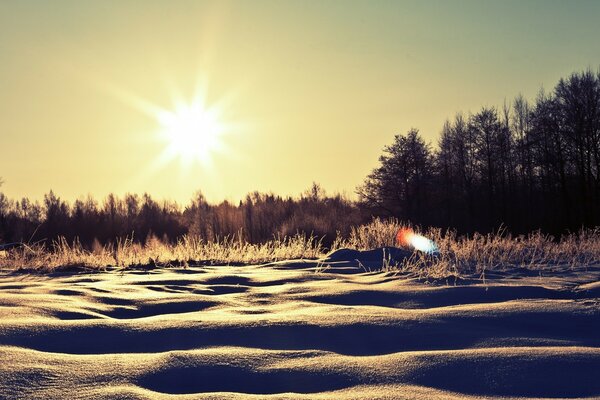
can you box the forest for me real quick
[359,68,600,234]
[1,68,600,247]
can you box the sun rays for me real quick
[98,73,239,176]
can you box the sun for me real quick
[95,74,238,173]
[157,102,224,164]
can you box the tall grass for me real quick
[0,233,324,272]
[335,219,600,277]
[2,219,600,274]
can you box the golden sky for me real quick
[1,0,600,204]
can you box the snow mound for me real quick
[323,247,423,270]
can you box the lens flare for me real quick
[396,228,438,254]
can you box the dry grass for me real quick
[0,233,324,272]
[334,219,600,278]
[441,227,600,270]
[1,219,600,275]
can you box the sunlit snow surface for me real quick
[1,253,599,399]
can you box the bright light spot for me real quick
[396,228,438,254]
[157,102,224,164]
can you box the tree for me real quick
[359,129,434,224]
[42,191,70,241]
[554,70,600,225]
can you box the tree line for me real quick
[2,68,599,247]
[0,184,364,248]
[359,68,600,235]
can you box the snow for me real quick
[0,249,599,399]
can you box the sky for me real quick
[1,0,600,205]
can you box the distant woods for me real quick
[359,69,600,234]
[0,185,363,248]
[2,68,600,248]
